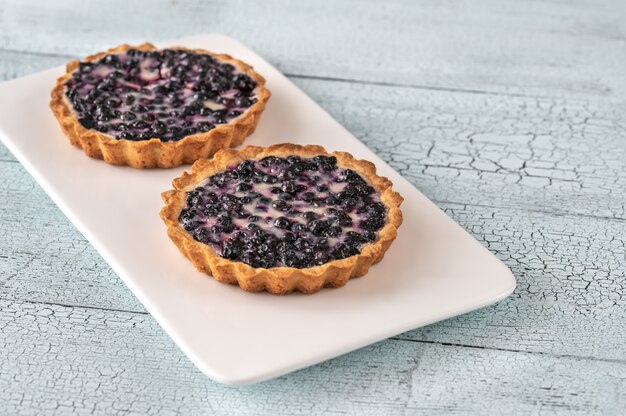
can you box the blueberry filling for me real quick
[178,155,387,269]
[64,48,259,142]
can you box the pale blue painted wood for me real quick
[0,0,625,414]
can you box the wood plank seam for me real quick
[286,73,585,101]
[391,337,626,365]
[2,295,623,367]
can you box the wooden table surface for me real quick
[1,0,625,414]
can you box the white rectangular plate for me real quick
[0,35,515,385]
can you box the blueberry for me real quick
[131,104,148,113]
[96,80,115,93]
[234,74,256,92]
[248,215,260,223]
[309,220,329,237]
[241,252,261,268]
[220,63,235,73]
[301,192,315,202]
[125,95,136,105]
[105,98,120,108]
[270,187,282,194]
[369,202,387,213]
[102,54,120,67]
[221,239,243,259]
[192,227,210,243]
[276,241,292,253]
[314,238,329,249]
[169,98,184,109]
[274,216,291,229]
[281,251,300,268]
[234,97,252,107]
[278,193,293,201]
[199,107,213,116]
[203,205,219,216]
[182,219,201,232]
[334,210,352,227]
[168,126,182,137]
[151,122,166,135]
[166,81,182,92]
[263,174,278,184]
[257,243,270,255]
[314,251,329,265]
[72,99,88,112]
[220,193,238,203]
[79,63,94,73]
[294,238,310,251]
[281,181,297,194]
[302,211,319,222]
[131,120,149,129]
[120,112,137,121]
[215,96,233,106]
[292,223,307,233]
[238,160,255,174]
[342,197,359,210]
[360,216,386,231]
[280,169,295,180]
[325,226,342,238]
[351,183,375,196]
[339,169,365,185]
[235,182,252,192]
[314,155,337,166]
[78,116,95,129]
[286,156,301,165]
[272,200,291,212]
[220,222,235,233]
[345,231,367,246]
[181,104,200,116]
[332,243,360,260]
[307,163,319,172]
[197,122,215,132]
[336,190,355,201]
[247,223,260,231]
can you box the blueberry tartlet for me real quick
[160,144,403,294]
[50,43,270,168]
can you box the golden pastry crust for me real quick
[49,42,271,168]
[160,144,404,294]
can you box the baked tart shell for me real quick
[160,144,404,294]
[49,42,271,168]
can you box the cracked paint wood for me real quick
[1,0,626,98]
[1,70,624,218]
[0,300,624,415]
[1,0,626,414]
[292,78,626,219]
[2,162,625,360]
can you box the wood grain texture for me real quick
[1,59,624,219]
[1,299,624,415]
[2,159,624,361]
[1,0,626,98]
[1,0,625,413]
[291,78,626,219]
